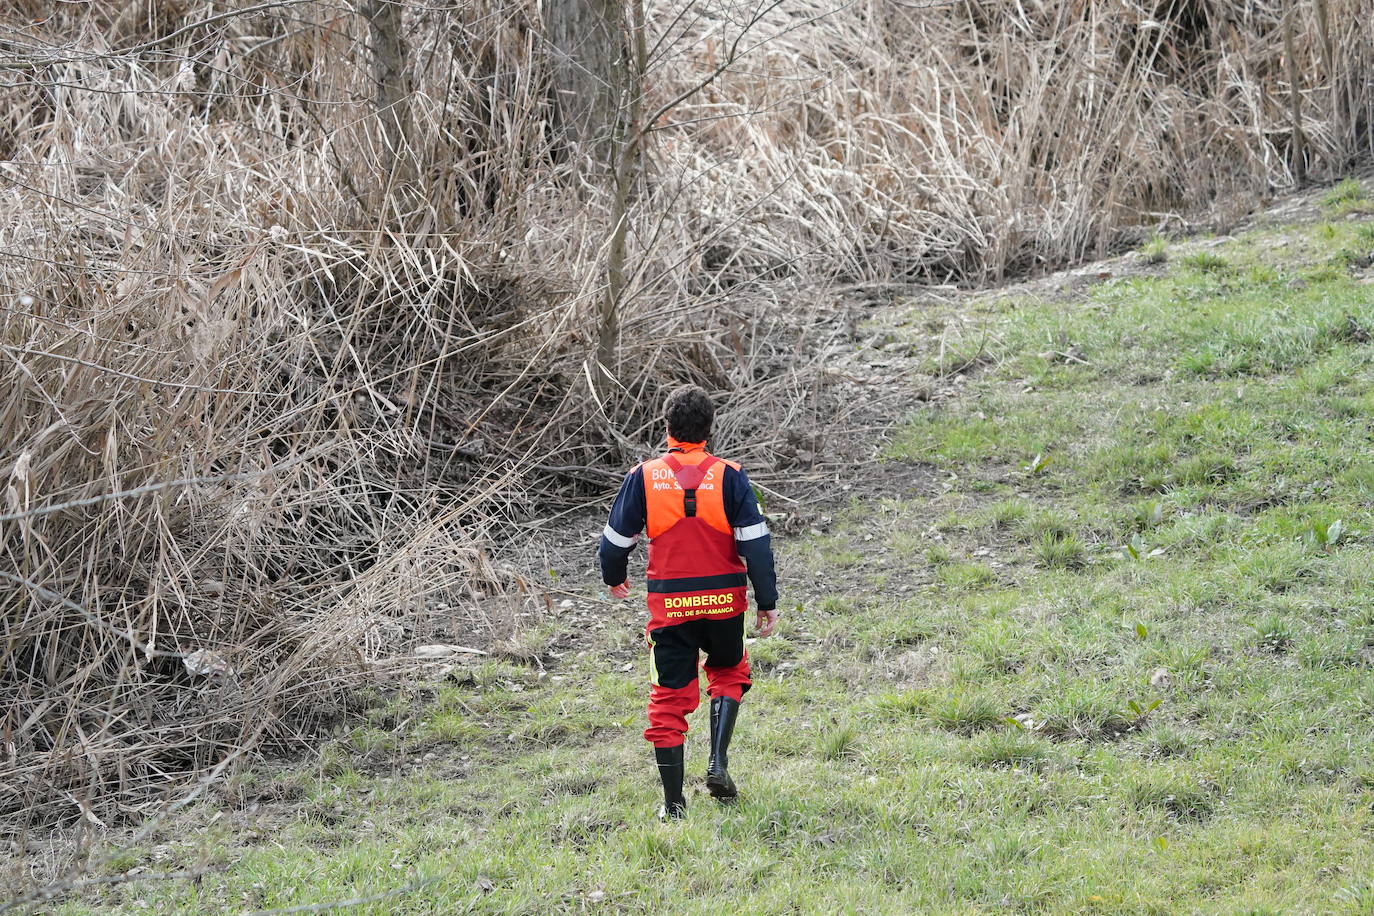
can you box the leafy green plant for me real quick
[1125,697,1162,723]
[1133,500,1165,530]
[1025,452,1052,476]
[1123,534,1143,560]
[1306,518,1345,549]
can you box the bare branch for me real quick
[0,450,325,525]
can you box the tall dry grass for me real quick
[648,0,1374,284]
[1,0,1370,834]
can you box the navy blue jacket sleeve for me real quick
[598,467,645,586]
[723,466,778,611]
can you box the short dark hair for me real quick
[663,385,714,443]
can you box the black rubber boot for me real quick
[705,696,740,801]
[655,745,686,820]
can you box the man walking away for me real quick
[599,385,779,820]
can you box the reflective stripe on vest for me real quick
[642,449,747,628]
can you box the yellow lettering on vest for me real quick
[663,593,736,613]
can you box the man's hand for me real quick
[608,580,631,600]
[753,608,779,638]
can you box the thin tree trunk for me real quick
[595,144,635,387]
[1313,0,1344,157]
[547,0,632,167]
[1283,2,1306,184]
[361,0,417,213]
[587,0,645,396]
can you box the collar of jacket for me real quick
[666,437,707,453]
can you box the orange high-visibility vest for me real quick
[641,448,747,629]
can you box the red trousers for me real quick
[644,612,751,748]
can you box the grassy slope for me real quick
[55,189,1374,914]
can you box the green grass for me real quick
[1321,177,1374,216]
[1139,232,1169,265]
[45,213,1374,914]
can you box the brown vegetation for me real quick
[1,0,1370,832]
